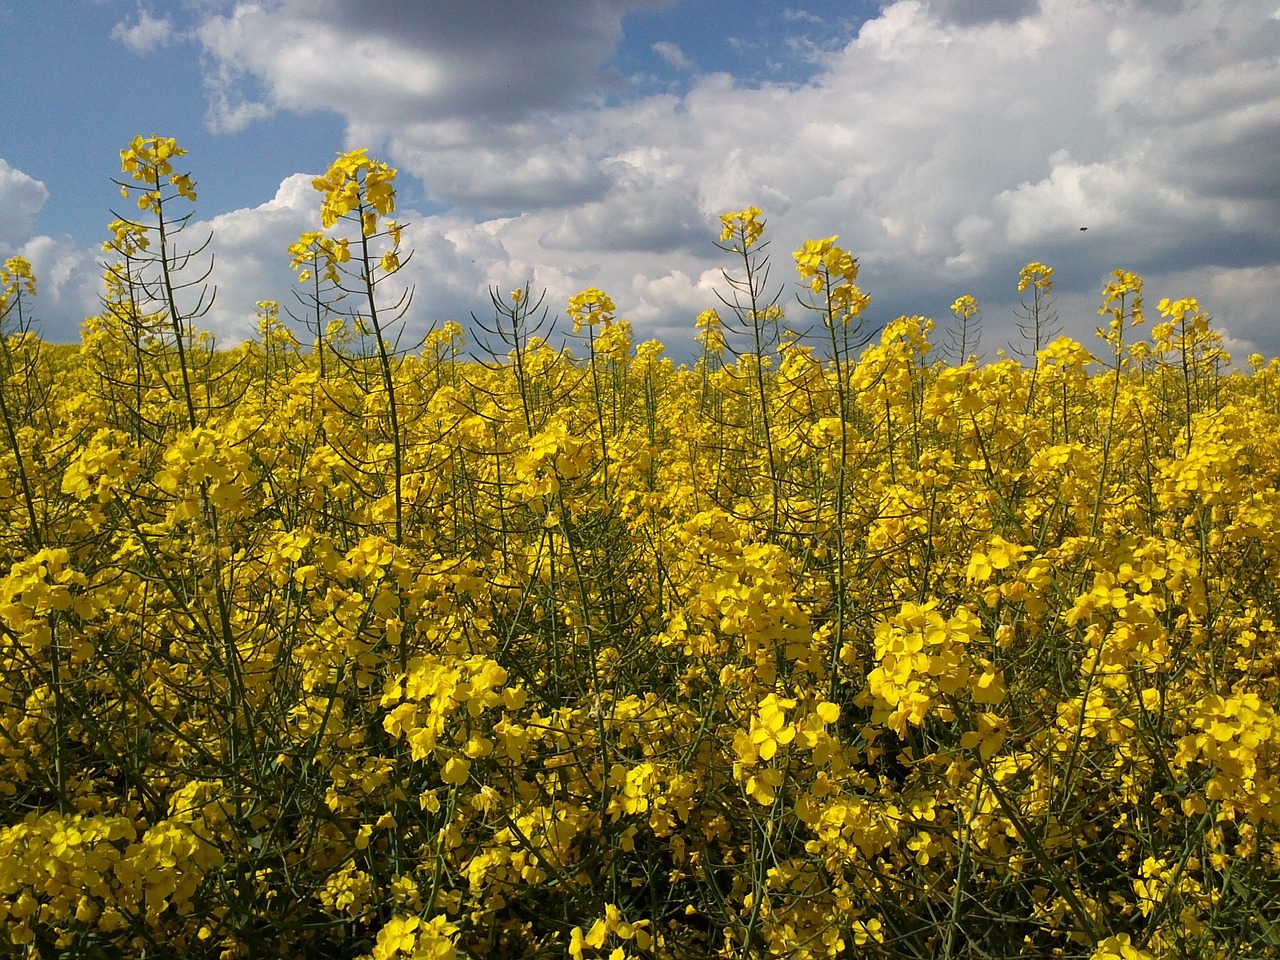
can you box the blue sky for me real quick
[3,0,1280,361]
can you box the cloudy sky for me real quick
[3,0,1279,361]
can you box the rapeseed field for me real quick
[1,137,1277,959]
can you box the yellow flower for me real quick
[794,235,868,323]
[959,712,1008,759]
[1090,933,1154,960]
[719,205,765,249]
[1,257,38,300]
[567,286,616,333]
[750,693,797,761]
[314,148,397,230]
[441,756,470,786]
[950,294,978,319]
[1098,268,1145,327]
[1017,260,1053,293]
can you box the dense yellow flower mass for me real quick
[2,138,1280,959]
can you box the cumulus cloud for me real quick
[0,160,100,339]
[538,148,711,253]
[110,6,176,54]
[13,236,102,340]
[197,0,669,131]
[0,159,50,249]
[177,0,1280,359]
[181,174,514,345]
[185,174,322,341]
[651,40,692,70]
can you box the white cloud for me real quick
[7,235,102,341]
[172,0,1280,359]
[188,174,513,345]
[0,159,50,249]
[783,9,827,27]
[0,160,100,339]
[652,40,692,70]
[110,6,175,54]
[189,174,321,341]
[382,117,615,215]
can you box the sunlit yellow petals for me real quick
[719,205,765,248]
[1017,260,1054,293]
[1091,933,1155,960]
[950,294,979,319]
[749,693,797,761]
[313,148,397,233]
[567,286,616,333]
[960,712,1009,760]
[1,256,38,300]
[972,669,1006,706]
[441,756,470,786]
[367,915,457,960]
[815,701,840,724]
